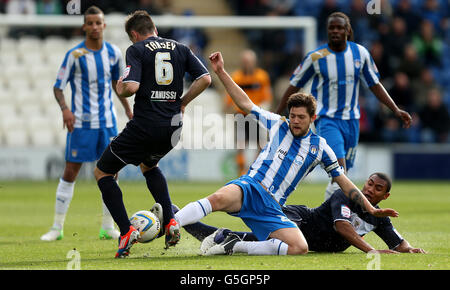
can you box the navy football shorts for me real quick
[96,120,181,174]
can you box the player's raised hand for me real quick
[209,52,224,73]
[372,207,399,218]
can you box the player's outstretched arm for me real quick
[209,52,254,115]
[333,174,399,218]
[370,83,412,128]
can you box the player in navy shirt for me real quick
[185,173,425,254]
[94,10,211,258]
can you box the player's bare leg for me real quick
[175,184,243,227]
[269,227,308,255]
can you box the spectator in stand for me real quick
[394,0,421,35]
[6,0,37,37]
[36,0,63,37]
[349,0,375,45]
[384,17,410,69]
[419,88,450,143]
[389,72,415,112]
[397,44,425,84]
[224,49,273,176]
[412,68,443,108]
[369,40,393,80]
[412,19,443,67]
[421,0,445,34]
[171,9,209,81]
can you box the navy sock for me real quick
[97,176,130,236]
[183,221,258,242]
[143,167,174,227]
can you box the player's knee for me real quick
[288,242,308,255]
[207,193,224,211]
[94,167,109,181]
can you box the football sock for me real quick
[183,222,218,241]
[175,198,212,227]
[233,239,288,255]
[101,201,115,230]
[143,167,174,227]
[53,178,75,230]
[97,176,130,236]
[183,222,258,242]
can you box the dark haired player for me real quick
[94,10,211,258]
[183,173,425,255]
[276,12,412,200]
[173,51,398,256]
[41,6,133,242]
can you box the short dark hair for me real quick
[287,92,317,117]
[125,10,156,37]
[84,6,103,23]
[327,11,354,41]
[371,172,392,193]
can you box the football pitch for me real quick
[0,179,449,270]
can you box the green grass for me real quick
[0,180,449,270]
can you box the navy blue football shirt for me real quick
[284,190,404,252]
[123,36,209,126]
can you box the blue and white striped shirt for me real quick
[290,41,380,120]
[247,105,344,206]
[54,41,124,129]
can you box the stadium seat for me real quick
[0,50,19,67]
[18,103,44,117]
[1,116,29,147]
[0,103,18,120]
[20,50,46,67]
[27,116,57,146]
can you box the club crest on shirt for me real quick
[309,145,318,155]
[354,59,361,69]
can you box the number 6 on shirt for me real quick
[155,52,173,85]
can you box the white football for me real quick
[129,210,161,243]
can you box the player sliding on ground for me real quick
[179,173,426,255]
[174,51,399,256]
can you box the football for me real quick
[129,210,161,243]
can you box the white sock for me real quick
[53,178,75,230]
[233,238,288,255]
[101,202,115,230]
[175,198,212,227]
[324,181,341,201]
